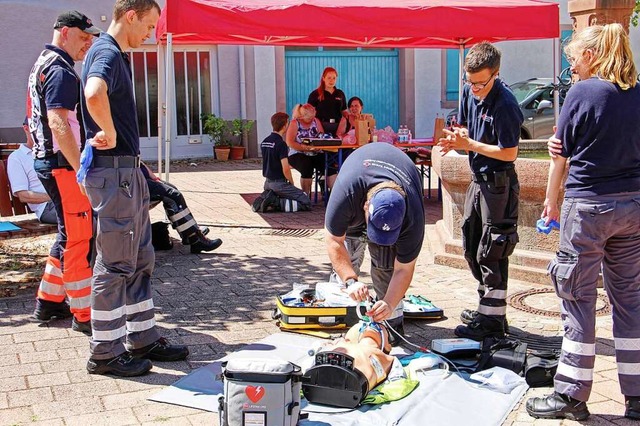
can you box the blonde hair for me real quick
[292,103,316,121]
[565,23,637,90]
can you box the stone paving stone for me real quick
[51,379,123,401]
[38,357,87,374]
[13,328,71,343]
[32,336,86,351]
[132,403,201,423]
[0,363,43,378]
[0,376,27,392]
[0,353,18,367]
[18,349,61,364]
[31,396,104,420]
[186,412,218,425]
[101,389,158,410]
[7,387,54,408]
[64,408,139,426]
[27,371,70,389]
[0,341,34,356]
[0,393,7,410]
[0,406,35,425]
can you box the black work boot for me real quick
[385,317,405,347]
[454,313,505,341]
[460,309,509,333]
[87,353,152,377]
[72,317,92,336]
[130,337,189,362]
[526,391,590,421]
[189,231,223,254]
[180,226,209,245]
[625,396,640,420]
[33,299,72,322]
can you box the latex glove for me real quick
[346,281,369,302]
[76,141,93,184]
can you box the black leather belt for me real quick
[92,155,140,168]
[55,151,73,169]
[472,168,516,185]
[266,178,287,183]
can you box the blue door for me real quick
[285,49,399,131]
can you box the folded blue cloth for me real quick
[76,141,94,183]
[536,218,560,234]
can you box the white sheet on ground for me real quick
[149,333,527,426]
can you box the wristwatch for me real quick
[345,277,358,287]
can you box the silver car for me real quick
[447,78,569,140]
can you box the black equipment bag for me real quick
[151,221,173,251]
[524,350,559,387]
[477,337,527,375]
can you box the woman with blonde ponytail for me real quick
[527,23,640,421]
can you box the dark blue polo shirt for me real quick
[261,132,288,180]
[556,78,640,197]
[308,88,347,123]
[41,45,79,112]
[81,33,139,156]
[325,143,425,263]
[457,78,523,173]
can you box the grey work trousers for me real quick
[462,173,519,318]
[264,179,311,209]
[84,166,160,359]
[330,233,403,321]
[551,191,640,401]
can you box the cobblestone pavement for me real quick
[0,160,632,425]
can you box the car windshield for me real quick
[509,82,547,104]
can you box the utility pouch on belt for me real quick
[219,359,302,426]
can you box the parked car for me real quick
[446,78,570,140]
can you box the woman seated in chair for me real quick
[285,103,338,196]
[336,96,364,138]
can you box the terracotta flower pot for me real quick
[230,146,245,160]
[214,147,230,161]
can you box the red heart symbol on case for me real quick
[245,385,265,403]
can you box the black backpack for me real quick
[151,221,173,250]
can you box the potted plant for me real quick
[202,113,231,161]
[229,118,255,160]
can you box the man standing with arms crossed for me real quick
[27,11,100,335]
[81,0,188,377]
[439,42,523,341]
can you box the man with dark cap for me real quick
[80,0,188,377]
[26,10,100,336]
[324,143,425,342]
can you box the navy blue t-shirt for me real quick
[308,88,347,123]
[81,33,139,156]
[42,45,79,112]
[457,79,523,173]
[325,143,425,263]
[261,132,288,180]
[556,78,640,197]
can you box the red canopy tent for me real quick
[154,0,560,177]
[156,0,559,48]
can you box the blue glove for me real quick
[536,218,560,234]
[76,141,94,183]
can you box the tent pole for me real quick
[553,37,560,130]
[164,33,173,182]
[458,43,464,111]
[157,42,164,177]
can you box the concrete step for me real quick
[433,252,552,286]
[443,241,553,270]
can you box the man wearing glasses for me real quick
[438,42,523,341]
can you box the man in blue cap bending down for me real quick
[325,143,425,343]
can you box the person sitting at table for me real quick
[336,96,364,138]
[7,119,57,224]
[307,66,348,137]
[285,103,337,197]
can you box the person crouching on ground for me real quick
[260,112,311,211]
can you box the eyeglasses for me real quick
[464,72,497,89]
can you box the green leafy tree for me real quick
[633,0,640,27]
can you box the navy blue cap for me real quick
[367,188,406,246]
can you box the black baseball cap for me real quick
[54,11,101,35]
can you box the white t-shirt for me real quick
[6,144,47,219]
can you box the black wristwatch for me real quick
[345,277,358,287]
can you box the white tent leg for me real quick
[157,42,164,178]
[458,44,465,111]
[164,33,173,182]
[553,37,560,130]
